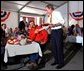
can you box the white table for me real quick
[65,35,83,46]
[4,42,42,63]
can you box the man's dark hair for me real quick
[46,4,54,10]
[1,24,6,27]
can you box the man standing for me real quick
[45,4,65,69]
[1,24,7,69]
[19,17,27,31]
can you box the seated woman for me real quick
[28,20,49,68]
[13,27,20,37]
[28,20,48,45]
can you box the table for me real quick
[4,42,42,63]
[65,35,83,46]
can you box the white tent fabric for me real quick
[1,1,67,15]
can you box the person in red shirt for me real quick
[28,20,49,68]
[28,21,37,41]
[28,21,48,45]
[34,26,48,45]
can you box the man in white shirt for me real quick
[45,4,65,69]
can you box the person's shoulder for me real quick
[20,21,23,23]
[52,10,61,16]
[53,10,60,14]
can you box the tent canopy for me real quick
[1,1,67,15]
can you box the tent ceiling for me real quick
[26,1,57,10]
[1,1,23,12]
[20,7,46,15]
[1,1,67,15]
[9,1,30,5]
[44,1,67,6]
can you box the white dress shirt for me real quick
[46,11,65,30]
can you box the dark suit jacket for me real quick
[19,21,25,31]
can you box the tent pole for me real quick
[67,1,69,27]
[18,11,20,26]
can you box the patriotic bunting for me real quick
[70,11,83,21]
[1,10,10,22]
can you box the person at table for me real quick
[28,20,48,45]
[7,28,14,37]
[28,20,48,53]
[68,25,75,36]
[13,27,20,37]
[74,24,82,36]
[28,20,49,68]
[20,34,39,70]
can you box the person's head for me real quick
[14,27,19,31]
[23,17,26,21]
[29,20,35,28]
[1,23,6,30]
[9,28,13,33]
[45,4,54,15]
[10,36,15,40]
[10,28,12,31]
[71,25,75,29]
[76,24,80,28]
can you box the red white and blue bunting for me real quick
[1,10,10,22]
[70,11,83,21]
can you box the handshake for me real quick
[34,28,44,34]
[34,24,55,34]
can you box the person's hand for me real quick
[40,41,46,44]
[35,29,39,34]
[27,39,33,42]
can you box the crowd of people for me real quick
[68,24,82,36]
[1,17,49,70]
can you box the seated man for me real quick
[20,34,39,70]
